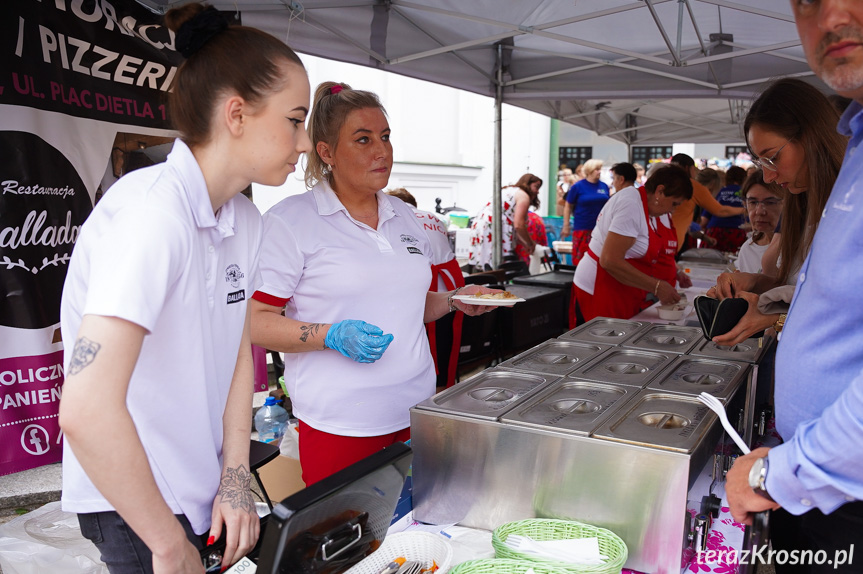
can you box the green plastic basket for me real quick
[492,519,628,574]
[450,558,570,574]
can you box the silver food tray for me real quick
[688,336,774,364]
[558,317,648,346]
[413,369,558,421]
[496,339,611,377]
[568,347,676,388]
[622,324,703,355]
[646,356,749,403]
[500,379,637,435]
[591,390,718,454]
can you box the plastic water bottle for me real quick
[254,397,289,444]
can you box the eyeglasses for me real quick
[745,197,783,209]
[751,140,791,172]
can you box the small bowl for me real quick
[657,304,686,321]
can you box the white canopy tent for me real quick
[134,0,819,265]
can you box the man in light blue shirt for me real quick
[726,2,863,572]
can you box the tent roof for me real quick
[137,0,821,144]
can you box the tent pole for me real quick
[492,43,503,270]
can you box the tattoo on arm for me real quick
[299,323,323,343]
[69,337,101,375]
[217,465,255,513]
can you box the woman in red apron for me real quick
[572,165,694,325]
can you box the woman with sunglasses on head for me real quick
[735,169,784,274]
[59,4,312,572]
[709,78,846,345]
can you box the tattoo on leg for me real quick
[69,337,101,375]
[299,323,323,343]
[217,465,255,513]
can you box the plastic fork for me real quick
[698,392,750,454]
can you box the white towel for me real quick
[505,534,608,565]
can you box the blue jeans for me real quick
[78,511,204,574]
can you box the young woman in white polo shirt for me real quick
[58,4,312,572]
[251,82,496,485]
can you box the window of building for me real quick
[559,147,592,170]
[725,145,748,160]
[631,146,672,166]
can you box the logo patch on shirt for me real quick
[407,246,423,255]
[227,290,246,304]
[400,234,419,245]
[225,264,245,288]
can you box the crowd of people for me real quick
[54,1,863,573]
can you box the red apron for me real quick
[425,257,464,389]
[577,187,678,322]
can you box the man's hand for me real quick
[208,465,260,570]
[677,270,692,288]
[726,447,781,526]
[708,271,757,300]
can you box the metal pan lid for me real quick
[569,347,675,387]
[413,369,557,420]
[646,356,749,402]
[689,336,774,364]
[558,317,650,345]
[500,379,636,435]
[497,339,611,376]
[558,317,648,346]
[622,324,703,355]
[591,391,717,453]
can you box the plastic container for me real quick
[449,213,470,228]
[451,559,569,574]
[492,519,627,574]
[657,304,686,321]
[254,396,289,444]
[344,532,454,574]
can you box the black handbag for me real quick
[694,295,764,340]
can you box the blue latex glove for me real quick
[689,221,701,234]
[324,320,394,363]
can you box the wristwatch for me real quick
[773,313,788,333]
[748,456,774,501]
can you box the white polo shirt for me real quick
[60,140,263,535]
[255,182,435,436]
[574,186,671,294]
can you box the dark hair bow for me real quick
[175,6,229,58]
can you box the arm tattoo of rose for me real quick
[69,337,101,375]
[217,465,255,512]
[299,323,323,343]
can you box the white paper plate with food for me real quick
[453,291,526,306]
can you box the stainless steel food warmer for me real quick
[410,319,775,573]
[411,384,725,573]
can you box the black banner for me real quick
[0,0,184,129]
[1,131,92,329]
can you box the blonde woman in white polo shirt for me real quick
[251,82,496,485]
[58,4,312,573]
